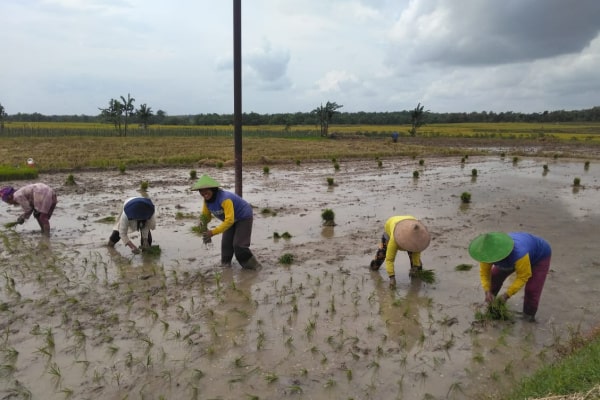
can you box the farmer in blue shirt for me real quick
[192,175,261,270]
[469,232,552,322]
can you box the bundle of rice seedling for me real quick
[413,268,436,284]
[4,221,19,228]
[475,297,513,321]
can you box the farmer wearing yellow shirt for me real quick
[369,216,431,288]
[469,232,552,322]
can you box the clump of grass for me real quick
[461,192,471,204]
[413,269,436,284]
[413,170,419,179]
[475,298,513,321]
[573,177,581,187]
[321,209,335,226]
[263,166,270,174]
[140,181,149,191]
[189,170,197,180]
[95,216,116,223]
[455,263,474,271]
[65,174,76,186]
[279,253,294,265]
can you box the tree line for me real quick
[2,100,600,129]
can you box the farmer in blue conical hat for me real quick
[108,197,156,254]
[469,232,552,322]
[191,175,261,270]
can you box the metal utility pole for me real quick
[233,0,243,196]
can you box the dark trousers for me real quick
[491,256,551,317]
[221,218,253,265]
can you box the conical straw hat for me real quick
[393,219,431,252]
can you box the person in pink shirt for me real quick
[1,183,58,236]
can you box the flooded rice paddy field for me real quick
[1,155,599,399]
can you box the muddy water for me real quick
[1,156,599,400]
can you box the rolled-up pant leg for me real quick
[523,256,551,317]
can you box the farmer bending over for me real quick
[1,183,58,236]
[370,215,431,288]
[108,197,156,254]
[468,231,552,322]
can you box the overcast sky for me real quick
[2,0,600,116]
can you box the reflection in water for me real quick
[321,225,334,238]
[372,272,429,352]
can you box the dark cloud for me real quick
[403,0,600,66]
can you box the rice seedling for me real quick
[584,160,590,170]
[118,163,126,174]
[419,159,425,166]
[189,169,197,179]
[475,297,513,321]
[216,161,223,168]
[377,159,383,168]
[333,162,340,171]
[264,372,278,383]
[461,192,472,204]
[573,177,581,186]
[48,362,62,387]
[295,159,301,165]
[461,157,466,164]
[142,244,161,256]
[140,180,149,191]
[279,253,294,265]
[326,177,334,186]
[413,170,419,179]
[543,164,549,171]
[454,263,473,271]
[263,166,270,174]
[413,268,436,283]
[321,208,335,225]
[324,378,336,388]
[65,174,76,185]
[471,168,478,177]
[512,156,519,164]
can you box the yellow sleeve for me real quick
[210,199,235,235]
[506,254,532,297]
[479,262,493,292]
[384,237,398,277]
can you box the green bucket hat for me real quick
[191,175,221,191]
[468,232,514,263]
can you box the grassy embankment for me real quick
[501,328,600,400]
[1,121,600,173]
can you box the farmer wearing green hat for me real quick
[469,232,552,322]
[191,175,261,270]
[369,215,431,288]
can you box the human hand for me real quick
[389,276,396,289]
[202,230,213,244]
[484,291,494,303]
[17,216,25,225]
